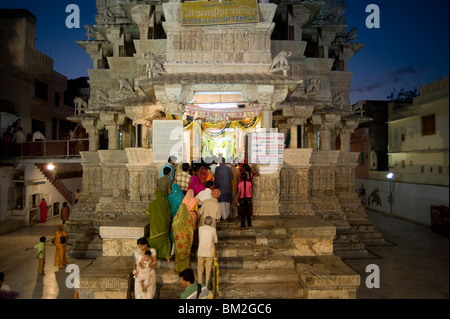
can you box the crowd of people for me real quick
[134,155,258,299]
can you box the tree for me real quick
[386,87,418,102]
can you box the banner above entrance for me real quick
[186,105,262,122]
[181,0,259,26]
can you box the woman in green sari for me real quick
[172,190,198,273]
[167,183,184,244]
[146,189,172,261]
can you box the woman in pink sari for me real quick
[187,166,207,196]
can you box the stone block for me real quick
[99,215,149,256]
[283,216,335,256]
[79,256,134,299]
[294,255,360,299]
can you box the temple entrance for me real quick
[182,92,262,162]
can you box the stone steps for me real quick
[218,243,294,258]
[152,216,304,299]
[157,282,304,299]
[219,282,304,299]
[68,232,103,259]
[217,234,290,245]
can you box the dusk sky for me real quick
[1,0,449,104]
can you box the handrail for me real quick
[212,244,219,299]
[1,139,89,159]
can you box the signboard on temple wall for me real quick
[181,0,259,26]
[153,120,184,163]
[248,132,285,164]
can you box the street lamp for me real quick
[387,172,394,214]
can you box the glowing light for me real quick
[387,172,394,179]
[47,164,55,171]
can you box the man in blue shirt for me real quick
[159,156,177,182]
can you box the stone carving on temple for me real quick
[337,27,358,43]
[270,50,291,75]
[118,78,135,99]
[144,53,165,77]
[332,91,347,108]
[305,78,320,96]
[84,25,97,40]
[74,97,88,115]
[92,88,110,105]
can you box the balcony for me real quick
[1,139,89,160]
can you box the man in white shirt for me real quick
[197,188,222,228]
[195,180,214,205]
[32,130,46,141]
[197,216,218,287]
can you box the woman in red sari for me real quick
[39,198,48,223]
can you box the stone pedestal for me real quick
[100,215,149,256]
[79,215,149,299]
[295,255,360,299]
[79,256,134,299]
[253,164,282,215]
[284,216,335,256]
[280,149,314,215]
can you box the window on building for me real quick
[421,114,436,136]
[421,166,424,173]
[54,92,60,107]
[401,160,405,168]
[438,166,443,174]
[34,80,48,101]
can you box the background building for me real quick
[0,9,84,231]
[0,9,75,140]
[355,77,449,226]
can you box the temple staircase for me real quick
[154,216,360,299]
[156,217,304,299]
[78,215,361,299]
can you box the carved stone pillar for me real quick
[280,149,314,215]
[85,43,103,69]
[130,5,152,40]
[292,5,310,41]
[106,125,120,150]
[105,27,124,57]
[338,119,359,152]
[283,104,314,149]
[318,28,336,58]
[258,86,289,129]
[311,113,341,151]
[305,123,318,150]
[82,117,100,151]
[262,110,273,129]
[253,165,283,215]
[100,113,126,150]
[290,125,298,149]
